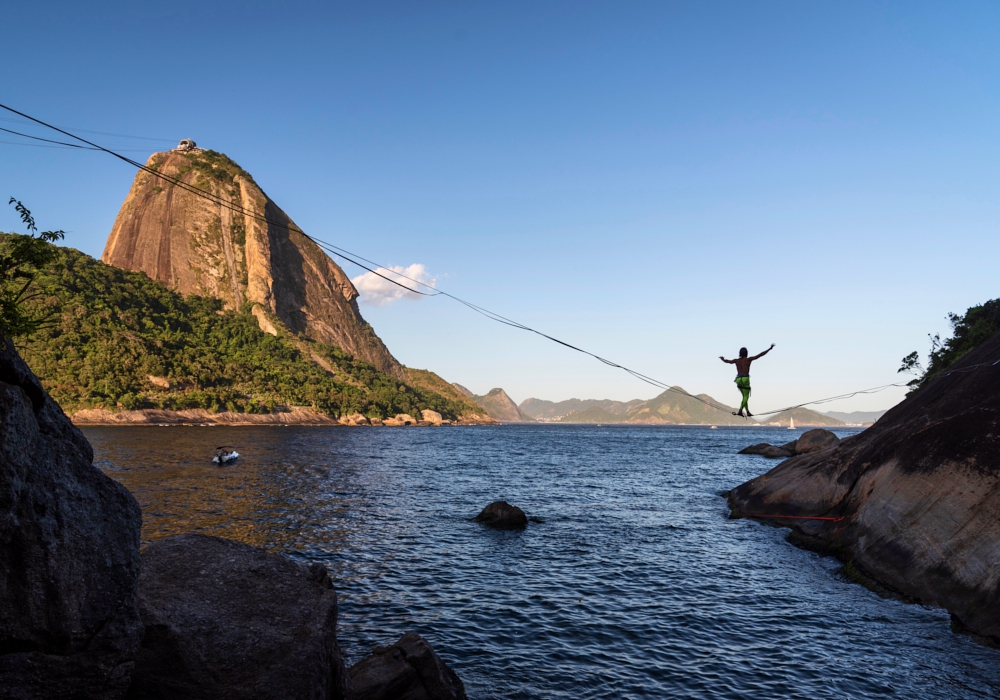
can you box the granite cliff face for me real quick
[728,329,1000,641]
[103,149,402,378]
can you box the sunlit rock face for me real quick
[102,149,403,378]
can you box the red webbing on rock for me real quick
[744,514,846,522]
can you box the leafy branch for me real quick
[0,199,65,339]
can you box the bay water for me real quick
[87,424,1000,699]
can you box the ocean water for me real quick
[87,424,1000,699]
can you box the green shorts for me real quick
[735,374,750,391]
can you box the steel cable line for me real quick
[0,116,175,142]
[6,102,978,419]
[0,105,433,299]
[1,125,102,149]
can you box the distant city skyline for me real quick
[2,1,997,412]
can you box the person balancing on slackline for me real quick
[720,344,775,418]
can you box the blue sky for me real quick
[2,1,998,412]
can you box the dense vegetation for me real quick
[900,298,1000,390]
[6,236,466,419]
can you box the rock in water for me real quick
[102,149,403,378]
[129,534,349,700]
[738,430,839,459]
[0,340,143,698]
[473,501,528,529]
[349,632,467,700]
[728,329,1000,641]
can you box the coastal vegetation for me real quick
[900,298,1000,390]
[3,236,468,420]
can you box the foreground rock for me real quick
[728,331,1000,641]
[473,501,528,529]
[129,534,349,700]
[349,632,467,700]
[0,340,143,698]
[738,428,840,458]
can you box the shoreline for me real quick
[69,407,494,427]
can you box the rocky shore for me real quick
[0,339,467,698]
[70,407,496,427]
[728,330,1000,642]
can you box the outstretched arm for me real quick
[750,344,776,361]
[719,356,735,364]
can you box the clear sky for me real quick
[2,1,998,413]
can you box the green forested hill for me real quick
[11,237,468,420]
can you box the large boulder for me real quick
[728,329,1000,641]
[0,340,143,698]
[473,501,528,529]
[737,429,840,459]
[129,534,349,700]
[421,409,443,425]
[348,632,467,700]
[738,443,792,458]
[793,428,840,454]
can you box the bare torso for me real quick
[732,357,753,375]
[720,344,775,375]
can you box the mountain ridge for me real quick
[520,392,848,426]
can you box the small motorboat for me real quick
[212,446,240,465]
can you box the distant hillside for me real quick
[12,238,477,421]
[761,407,846,427]
[520,388,743,425]
[404,369,494,422]
[624,388,744,425]
[558,406,627,423]
[452,383,474,398]
[472,388,534,422]
[821,410,886,424]
[519,397,641,421]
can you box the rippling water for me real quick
[87,424,1000,699]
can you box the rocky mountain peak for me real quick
[102,149,403,378]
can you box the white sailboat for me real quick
[788,417,796,430]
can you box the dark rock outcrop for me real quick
[738,429,840,459]
[728,330,1000,640]
[129,534,349,700]
[473,501,528,529]
[0,340,143,698]
[738,443,793,458]
[348,632,467,700]
[793,428,841,454]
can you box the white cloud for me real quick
[352,263,436,306]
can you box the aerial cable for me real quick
[5,101,978,419]
[0,104,432,299]
[0,116,175,142]
[0,125,101,149]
